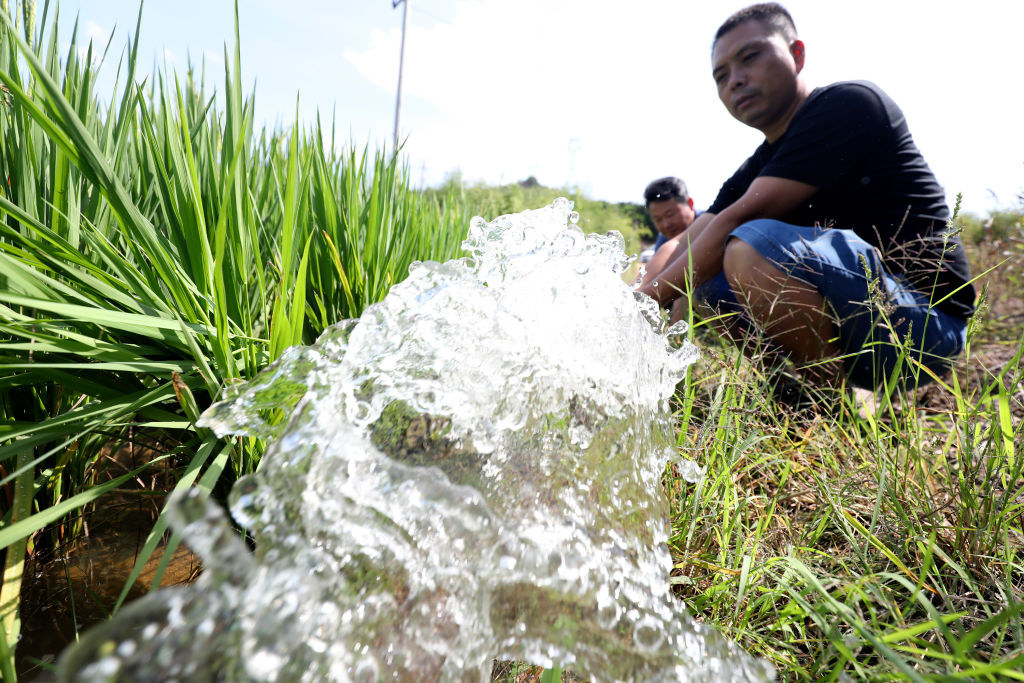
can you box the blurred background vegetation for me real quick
[427,171,656,252]
[957,203,1024,244]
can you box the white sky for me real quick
[55,0,1024,216]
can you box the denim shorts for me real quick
[692,219,968,390]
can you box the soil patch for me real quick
[16,434,201,681]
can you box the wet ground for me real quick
[16,436,201,681]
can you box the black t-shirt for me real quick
[708,81,975,318]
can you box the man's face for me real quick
[711,20,804,139]
[648,198,695,240]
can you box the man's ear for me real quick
[791,39,806,72]
[687,197,695,210]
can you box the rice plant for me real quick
[0,4,471,675]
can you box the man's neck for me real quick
[763,80,812,143]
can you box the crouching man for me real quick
[636,2,975,403]
[640,176,699,263]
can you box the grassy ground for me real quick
[490,219,1023,683]
[660,226,1024,680]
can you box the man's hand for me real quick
[669,293,690,326]
[637,176,818,308]
[637,213,714,292]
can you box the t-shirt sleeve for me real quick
[761,83,890,189]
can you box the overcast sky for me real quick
[55,0,1024,216]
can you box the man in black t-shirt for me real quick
[637,2,974,398]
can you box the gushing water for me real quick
[58,199,773,681]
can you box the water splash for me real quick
[58,199,773,681]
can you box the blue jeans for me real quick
[693,219,968,390]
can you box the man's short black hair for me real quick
[644,177,689,206]
[713,3,797,47]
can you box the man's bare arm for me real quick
[636,176,819,307]
[637,212,716,288]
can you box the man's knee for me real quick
[723,238,757,275]
[722,238,777,293]
[724,237,817,307]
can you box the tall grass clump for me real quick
[0,3,470,675]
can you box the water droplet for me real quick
[633,616,666,652]
[353,657,379,683]
[246,649,285,679]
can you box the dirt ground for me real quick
[915,235,1024,419]
[17,435,200,681]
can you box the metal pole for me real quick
[393,0,409,152]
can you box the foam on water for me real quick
[58,199,773,681]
